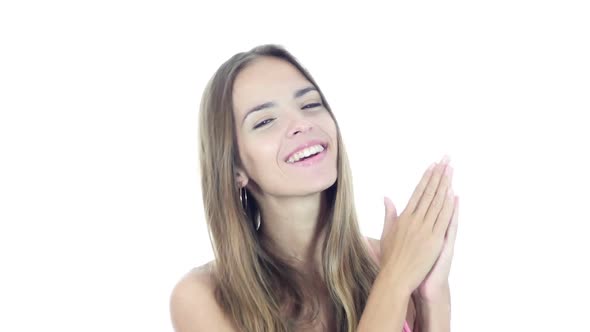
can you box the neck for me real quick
[256,191,330,269]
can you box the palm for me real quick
[415,199,459,301]
[415,235,454,300]
[380,195,460,302]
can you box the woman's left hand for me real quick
[414,191,459,302]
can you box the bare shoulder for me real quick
[364,236,416,329]
[169,261,237,332]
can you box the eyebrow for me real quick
[241,86,318,127]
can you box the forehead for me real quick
[232,56,312,114]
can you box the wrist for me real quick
[414,284,451,305]
[381,262,414,299]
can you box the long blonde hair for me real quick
[199,44,379,331]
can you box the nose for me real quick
[286,110,313,137]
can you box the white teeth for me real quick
[287,144,325,163]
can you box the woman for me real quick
[170,44,459,331]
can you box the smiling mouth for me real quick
[285,144,328,164]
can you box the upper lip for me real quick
[284,139,328,162]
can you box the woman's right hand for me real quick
[379,155,455,295]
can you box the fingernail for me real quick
[441,154,451,164]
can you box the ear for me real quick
[235,166,249,188]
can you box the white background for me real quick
[1,0,589,331]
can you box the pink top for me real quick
[403,320,412,332]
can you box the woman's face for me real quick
[232,56,338,198]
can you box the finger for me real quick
[434,190,456,238]
[384,196,396,218]
[423,165,453,230]
[444,196,459,246]
[414,158,450,221]
[382,196,397,237]
[404,162,436,216]
[382,197,395,234]
[388,198,398,223]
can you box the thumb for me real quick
[382,196,398,237]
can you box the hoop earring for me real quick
[239,186,248,212]
[255,213,261,231]
[239,186,260,231]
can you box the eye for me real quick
[253,103,322,129]
[254,118,274,129]
[302,102,322,110]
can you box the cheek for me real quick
[320,115,338,142]
[243,140,280,171]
